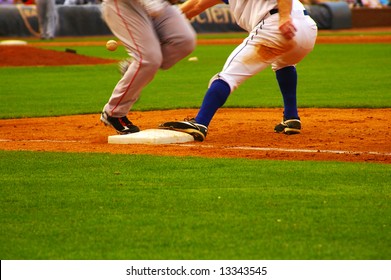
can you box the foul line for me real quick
[1,139,390,157]
[178,144,391,157]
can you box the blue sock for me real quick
[276,66,298,119]
[195,79,231,126]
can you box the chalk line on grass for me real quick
[178,144,391,157]
[1,139,390,157]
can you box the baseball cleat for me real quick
[274,117,301,135]
[100,111,140,135]
[159,118,207,142]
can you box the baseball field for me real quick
[0,28,390,260]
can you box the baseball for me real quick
[188,56,198,62]
[106,40,118,51]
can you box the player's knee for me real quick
[141,52,163,74]
[209,74,235,92]
[160,36,196,70]
[179,35,196,57]
[141,60,161,76]
[182,33,197,57]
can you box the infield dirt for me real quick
[1,31,390,163]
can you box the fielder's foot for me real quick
[159,118,207,142]
[100,111,140,135]
[274,117,301,135]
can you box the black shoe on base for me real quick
[159,118,208,142]
[274,117,301,135]
[100,111,140,134]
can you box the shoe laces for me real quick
[118,116,132,127]
[184,117,196,122]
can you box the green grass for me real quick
[1,37,390,260]
[1,151,390,260]
[1,43,390,118]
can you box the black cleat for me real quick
[159,118,207,141]
[100,111,140,134]
[274,117,301,135]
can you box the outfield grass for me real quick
[1,151,390,260]
[0,39,390,260]
[1,43,390,118]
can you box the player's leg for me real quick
[273,66,302,134]
[100,0,164,134]
[102,0,162,118]
[194,35,272,127]
[154,5,196,69]
[193,12,308,128]
[35,0,47,39]
[275,65,298,119]
[117,5,196,75]
[159,36,272,140]
[45,0,57,39]
[272,15,317,134]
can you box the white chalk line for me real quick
[1,139,390,157]
[178,144,391,157]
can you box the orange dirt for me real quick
[1,33,390,164]
[1,109,390,164]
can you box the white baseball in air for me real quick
[188,56,198,62]
[106,40,118,51]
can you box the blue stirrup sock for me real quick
[195,79,231,126]
[276,66,299,119]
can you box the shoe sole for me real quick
[275,119,301,135]
[283,128,301,135]
[274,127,301,135]
[159,122,205,142]
[162,127,205,142]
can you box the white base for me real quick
[0,40,28,46]
[108,129,194,145]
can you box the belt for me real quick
[269,8,309,16]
